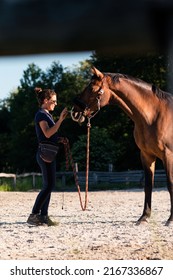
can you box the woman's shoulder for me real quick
[35,109,48,122]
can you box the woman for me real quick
[27,87,68,226]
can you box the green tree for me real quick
[6,64,42,172]
[0,100,11,171]
[71,127,117,171]
[91,52,167,90]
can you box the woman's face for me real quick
[45,95,57,111]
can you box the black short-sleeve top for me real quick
[35,109,59,144]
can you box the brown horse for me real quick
[71,66,173,225]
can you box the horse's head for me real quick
[71,67,109,124]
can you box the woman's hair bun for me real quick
[34,87,42,94]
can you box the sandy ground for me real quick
[0,189,173,260]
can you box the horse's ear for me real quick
[91,67,104,79]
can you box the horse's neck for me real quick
[109,91,134,119]
[109,78,157,123]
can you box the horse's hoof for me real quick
[135,218,148,226]
[165,220,173,226]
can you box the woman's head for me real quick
[35,87,57,111]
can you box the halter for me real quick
[72,87,104,121]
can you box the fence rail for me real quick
[0,169,167,189]
[0,172,42,188]
[58,169,167,187]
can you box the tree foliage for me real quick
[72,127,117,171]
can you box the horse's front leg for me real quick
[136,151,156,225]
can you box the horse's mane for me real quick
[105,72,172,100]
[151,84,171,100]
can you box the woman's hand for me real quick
[59,107,69,121]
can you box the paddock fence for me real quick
[0,169,167,190]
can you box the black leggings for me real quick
[32,151,56,216]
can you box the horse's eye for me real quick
[92,86,101,94]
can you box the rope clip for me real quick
[87,117,91,128]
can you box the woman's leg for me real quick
[32,152,56,215]
[40,160,56,216]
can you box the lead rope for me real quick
[59,117,91,211]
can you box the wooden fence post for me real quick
[108,164,113,172]
[75,163,78,172]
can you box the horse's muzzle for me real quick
[70,97,88,123]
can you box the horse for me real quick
[71,66,173,225]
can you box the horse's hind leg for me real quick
[165,184,173,226]
[136,151,156,224]
[163,155,173,225]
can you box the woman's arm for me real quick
[39,107,68,138]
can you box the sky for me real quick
[0,51,92,100]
